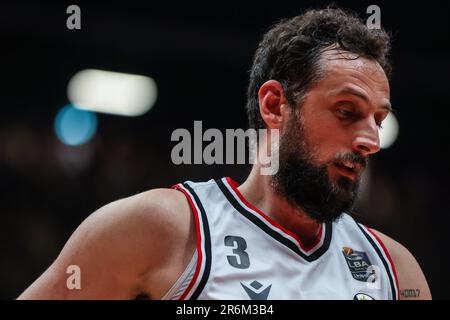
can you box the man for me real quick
[19,7,431,300]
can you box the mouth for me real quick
[332,160,363,180]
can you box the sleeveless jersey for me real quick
[163,177,399,300]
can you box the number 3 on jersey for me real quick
[224,235,250,269]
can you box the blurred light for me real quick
[54,105,97,146]
[379,113,399,149]
[67,69,157,116]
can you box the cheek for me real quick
[304,124,349,164]
[300,103,351,163]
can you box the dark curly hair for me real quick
[246,6,392,130]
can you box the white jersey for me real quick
[163,177,399,300]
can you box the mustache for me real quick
[331,152,368,168]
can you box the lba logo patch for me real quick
[342,247,375,282]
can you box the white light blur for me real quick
[67,69,157,116]
[379,113,399,149]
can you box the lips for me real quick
[333,161,363,180]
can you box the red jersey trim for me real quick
[172,183,203,300]
[365,226,400,300]
[225,177,323,253]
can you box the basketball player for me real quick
[18,7,431,300]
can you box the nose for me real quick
[352,118,381,157]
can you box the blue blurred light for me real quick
[54,105,98,146]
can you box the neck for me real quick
[238,164,322,248]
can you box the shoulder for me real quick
[81,187,194,246]
[111,187,194,231]
[18,187,196,299]
[370,229,432,300]
[83,187,196,269]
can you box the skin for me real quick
[18,50,431,300]
[18,189,197,299]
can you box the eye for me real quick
[336,108,355,119]
[376,114,389,129]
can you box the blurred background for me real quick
[1,0,449,299]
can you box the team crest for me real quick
[342,247,375,282]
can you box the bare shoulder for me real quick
[105,187,196,252]
[371,229,432,300]
[115,187,194,238]
[18,187,196,299]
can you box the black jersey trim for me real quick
[216,178,332,262]
[182,182,212,300]
[354,221,398,300]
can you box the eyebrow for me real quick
[335,86,392,112]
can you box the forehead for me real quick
[316,49,390,98]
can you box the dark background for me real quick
[1,0,449,299]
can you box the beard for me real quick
[271,111,367,223]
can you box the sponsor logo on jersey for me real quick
[342,247,375,282]
[353,293,375,300]
[240,280,272,300]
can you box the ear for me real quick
[258,80,289,129]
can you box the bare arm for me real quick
[371,229,432,300]
[17,188,195,300]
